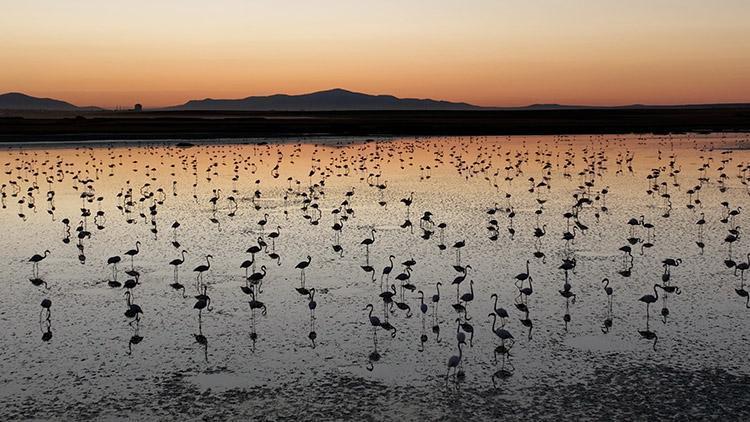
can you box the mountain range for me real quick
[168,88,482,111]
[0,92,101,111]
[2,89,749,111]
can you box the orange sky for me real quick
[1,0,748,108]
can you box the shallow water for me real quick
[2,134,750,420]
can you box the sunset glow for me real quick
[1,0,748,108]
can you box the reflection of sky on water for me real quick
[1,133,750,419]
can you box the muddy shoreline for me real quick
[5,363,749,421]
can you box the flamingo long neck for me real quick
[458,343,463,359]
[368,306,374,319]
[525,261,530,274]
[205,256,211,268]
[491,314,497,333]
[436,284,440,296]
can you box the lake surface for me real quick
[2,134,750,420]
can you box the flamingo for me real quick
[418,291,428,314]
[446,342,464,378]
[381,255,395,282]
[459,280,475,309]
[490,293,509,325]
[193,254,213,285]
[169,250,188,281]
[639,284,662,319]
[124,241,141,269]
[489,313,514,345]
[515,260,530,282]
[29,250,50,277]
[361,228,376,263]
[107,255,122,280]
[735,287,750,308]
[296,255,312,284]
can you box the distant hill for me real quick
[3,90,748,112]
[168,90,750,111]
[0,92,100,111]
[168,88,484,111]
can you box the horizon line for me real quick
[2,89,750,111]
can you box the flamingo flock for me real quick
[5,133,750,388]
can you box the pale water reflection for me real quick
[1,134,750,419]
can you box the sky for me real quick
[1,0,748,108]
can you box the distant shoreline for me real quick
[0,136,378,149]
[1,109,749,143]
